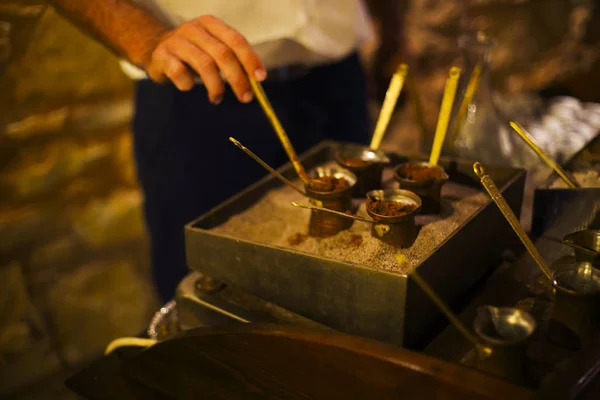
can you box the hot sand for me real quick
[550,169,600,188]
[211,171,488,275]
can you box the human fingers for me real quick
[165,35,226,103]
[147,42,195,91]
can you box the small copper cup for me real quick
[335,145,390,198]
[365,189,421,248]
[393,161,449,214]
[304,166,357,237]
[549,262,600,350]
[473,306,536,385]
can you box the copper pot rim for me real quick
[393,161,449,187]
[334,145,390,171]
[473,306,536,347]
[365,189,422,222]
[305,166,357,199]
[552,266,600,297]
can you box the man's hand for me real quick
[146,15,266,104]
[48,1,266,103]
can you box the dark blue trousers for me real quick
[132,52,370,302]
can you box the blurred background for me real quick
[0,0,599,398]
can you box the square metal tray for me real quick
[531,188,600,237]
[533,134,600,236]
[185,141,526,349]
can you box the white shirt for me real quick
[121,0,373,79]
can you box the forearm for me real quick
[47,0,169,69]
[48,2,266,102]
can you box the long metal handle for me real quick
[229,137,309,199]
[291,202,374,224]
[473,162,552,280]
[405,262,491,356]
[249,78,310,184]
[429,67,461,165]
[509,121,578,188]
[370,64,409,150]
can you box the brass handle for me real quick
[429,67,461,165]
[230,137,310,200]
[509,121,578,188]
[404,261,491,357]
[249,78,310,184]
[370,64,409,150]
[474,162,552,280]
[291,202,374,224]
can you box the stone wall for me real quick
[379,0,600,153]
[0,4,157,397]
[414,0,598,88]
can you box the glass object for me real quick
[0,21,12,65]
[446,32,538,170]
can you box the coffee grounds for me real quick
[308,176,350,192]
[366,199,417,217]
[341,158,371,168]
[399,164,442,181]
[211,163,488,274]
[349,234,363,247]
[288,233,308,246]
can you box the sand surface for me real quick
[211,166,489,275]
[550,169,600,188]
